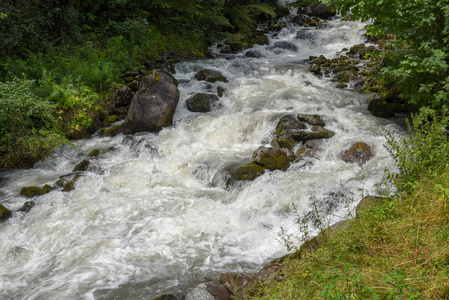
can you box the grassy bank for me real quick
[243,113,449,299]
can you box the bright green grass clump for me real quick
[244,112,449,299]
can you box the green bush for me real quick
[0,77,66,169]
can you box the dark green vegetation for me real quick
[0,0,285,170]
[328,0,449,111]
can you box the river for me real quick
[0,9,405,300]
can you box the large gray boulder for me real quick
[123,71,180,134]
[253,146,290,171]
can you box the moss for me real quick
[103,125,124,137]
[234,163,266,181]
[0,203,12,222]
[88,149,100,157]
[20,186,44,198]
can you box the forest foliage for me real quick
[0,0,282,169]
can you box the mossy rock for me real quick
[276,115,307,138]
[63,175,81,192]
[0,204,12,222]
[217,86,226,97]
[73,160,90,172]
[341,142,374,166]
[292,128,335,142]
[253,146,290,171]
[271,136,298,150]
[186,93,221,113]
[368,96,395,119]
[89,149,100,157]
[297,114,325,126]
[194,69,228,83]
[234,163,266,181]
[18,201,35,213]
[20,186,44,198]
[103,125,124,137]
[42,184,52,194]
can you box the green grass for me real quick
[243,113,449,299]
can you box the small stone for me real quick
[88,149,100,157]
[20,187,44,198]
[18,202,35,213]
[0,204,12,222]
[73,160,89,172]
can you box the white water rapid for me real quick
[0,14,405,300]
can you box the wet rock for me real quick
[292,128,335,143]
[295,147,316,162]
[109,85,134,113]
[341,142,374,166]
[89,149,100,157]
[42,184,52,194]
[305,140,320,149]
[73,160,90,172]
[63,175,81,192]
[0,204,12,222]
[280,148,296,162]
[356,196,384,218]
[296,29,315,40]
[269,41,298,52]
[103,125,124,137]
[368,95,395,119]
[220,273,258,297]
[276,115,307,138]
[185,282,231,300]
[20,187,44,198]
[217,86,225,97]
[18,202,35,213]
[123,71,180,134]
[297,114,326,126]
[234,163,266,181]
[308,63,322,76]
[253,146,290,171]
[194,69,228,83]
[186,93,221,113]
[271,136,297,150]
[293,15,312,27]
[152,295,180,300]
[311,3,336,20]
[245,50,264,58]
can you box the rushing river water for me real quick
[0,10,406,300]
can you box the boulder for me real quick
[271,136,297,150]
[63,175,81,192]
[73,160,89,172]
[276,115,307,138]
[20,186,44,198]
[194,69,228,83]
[0,204,12,222]
[297,114,326,126]
[245,50,265,58]
[185,282,231,300]
[253,146,290,171]
[368,95,395,119]
[123,71,180,134]
[186,93,221,113]
[103,125,124,137]
[220,273,258,297]
[269,41,298,52]
[18,201,35,213]
[234,163,266,181]
[311,3,336,19]
[341,142,374,166]
[110,85,134,110]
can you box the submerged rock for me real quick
[20,186,44,198]
[18,202,35,213]
[186,93,221,112]
[269,41,298,52]
[194,69,228,83]
[253,146,290,171]
[88,149,100,157]
[185,282,231,300]
[63,175,81,192]
[123,71,180,134]
[0,204,12,222]
[341,142,374,166]
[292,127,335,142]
[73,160,90,172]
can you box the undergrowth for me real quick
[243,112,449,299]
